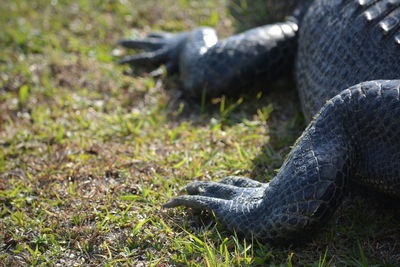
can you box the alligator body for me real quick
[119,0,400,242]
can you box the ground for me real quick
[1,0,400,266]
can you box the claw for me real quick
[118,38,163,51]
[118,48,168,65]
[219,176,264,187]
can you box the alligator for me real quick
[118,0,400,242]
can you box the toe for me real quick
[185,181,243,200]
[219,176,264,188]
[118,48,168,65]
[118,38,163,51]
[163,195,228,211]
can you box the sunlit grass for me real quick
[1,0,399,265]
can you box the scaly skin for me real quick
[118,0,400,242]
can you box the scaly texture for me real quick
[119,0,400,242]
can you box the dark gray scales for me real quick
[118,0,400,242]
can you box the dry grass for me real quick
[1,0,400,266]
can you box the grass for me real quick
[1,0,400,265]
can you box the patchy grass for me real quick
[1,0,400,266]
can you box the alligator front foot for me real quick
[118,31,190,73]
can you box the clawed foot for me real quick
[117,31,189,74]
[164,176,268,234]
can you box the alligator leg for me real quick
[165,80,400,243]
[118,20,299,96]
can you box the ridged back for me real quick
[296,0,400,120]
